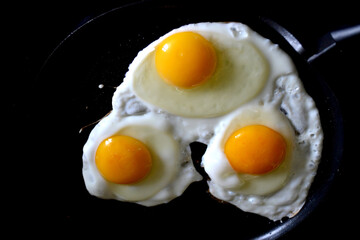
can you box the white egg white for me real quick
[82,112,202,206]
[202,104,295,197]
[83,22,323,220]
[118,22,296,118]
[202,74,323,221]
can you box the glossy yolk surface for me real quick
[224,125,287,175]
[95,135,152,184]
[155,31,217,89]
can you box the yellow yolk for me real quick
[95,135,152,184]
[155,31,217,89]
[224,125,287,175]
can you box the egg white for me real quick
[82,112,202,206]
[83,22,323,220]
[117,22,295,118]
[202,104,295,196]
[202,74,323,221]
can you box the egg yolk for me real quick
[224,125,287,175]
[155,31,217,89]
[95,135,152,184]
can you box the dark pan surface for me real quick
[19,2,346,238]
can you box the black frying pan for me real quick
[26,1,356,238]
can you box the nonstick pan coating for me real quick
[25,2,344,238]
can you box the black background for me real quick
[6,0,360,238]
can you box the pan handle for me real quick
[261,17,360,64]
[331,25,360,42]
[307,24,360,63]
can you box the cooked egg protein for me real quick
[128,22,272,118]
[83,22,323,219]
[83,113,202,206]
[202,76,323,221]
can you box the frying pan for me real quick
[26,1,356,238]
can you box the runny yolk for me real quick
[155,31,217,89]
[95,135,152,184]
[224,125,287,175]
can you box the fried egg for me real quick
[124,22,294,118]
[82,22,323,220]
[82,112,202,206]
[202,74,323,221]
[203,105,294,196]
